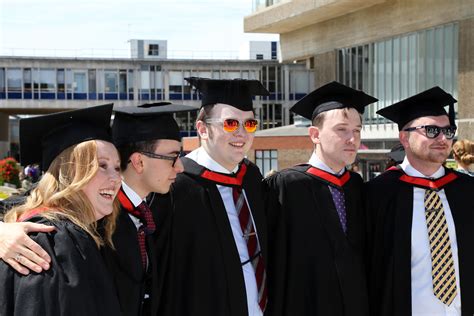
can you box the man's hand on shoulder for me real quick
[0,222,55,275]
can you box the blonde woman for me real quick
[453,139,474,176]
[0,104,122,315]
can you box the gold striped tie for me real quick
[424,189,457,305]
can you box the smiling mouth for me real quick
[230,142,245,148]
[99,189,116,200]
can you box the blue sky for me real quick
[0,0,278,59]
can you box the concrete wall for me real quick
[313,50,337,88]
[458,16,474,141]
[277,0,474,61]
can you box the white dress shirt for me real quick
[308,152,346,176]
[121,181,151,295]
[400,158,462,316]
[121,181,144,230]
[186,147,263,316]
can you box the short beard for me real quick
[411,144,450,164]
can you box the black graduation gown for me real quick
[0,216,120,316]
[264,165,368,316]
[150,157,267,316]
[101,193,159,316]
[365,168,474,316]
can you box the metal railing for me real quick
[0,48,242,60]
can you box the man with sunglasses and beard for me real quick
[366,87,474,316]
[264,82,377,316]
[151,77,269,316]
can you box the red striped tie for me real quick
[232,186,268,312]
[136,201,156,269]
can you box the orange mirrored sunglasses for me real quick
[205,118,259,133]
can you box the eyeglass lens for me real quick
[425,126,456,139]
[222,119,258,133]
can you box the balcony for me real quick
[245,0,386,34]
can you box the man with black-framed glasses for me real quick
[103,103,194,316]
[150,77,270,316]
[366,87,474,316]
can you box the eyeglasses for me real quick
[205,118,260,133]
[403,125,457,140]
[139,151,181,167]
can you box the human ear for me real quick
[129,152,144,174]
[399,131,409,149]
[196,120,210,140]
[308,126,321,145]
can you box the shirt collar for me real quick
[308,152,346,176]
[400,157,445,179]
[186,147,239,174]
[121,181,144,207]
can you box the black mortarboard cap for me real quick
[376,86,457,130]
[185,77,269,111]
[387,143,405,163]
[20,104,113,170]
[112,102,197,146]
[290,81,378,120]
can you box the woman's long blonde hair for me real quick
[4,140,119,247]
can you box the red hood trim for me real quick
[201,163,247,186]
[306,167,350,187]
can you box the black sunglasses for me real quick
[403,125,457,140]
[138,151,181,167]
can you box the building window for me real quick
[256,54,264,60]
[255,150,278,176]
[88,69,96,94]
[128,70,134,95]
[119,69,127,95]
[169,70,184,95]
[259,103,283,129]
[7,68,22,92]
[337,22,458,124]
[289,69,310,99]
[174,109,198,137]
[271,41,277,60]
[148,44,159,56]
[104,70,118,93]
[57,69,65,93]
[23,69,32,93]
[0,68,5,94]
[73,72,87,93]
[39,69,56,93]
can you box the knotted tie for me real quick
[424,189,457,305]
[232,186,268,312]
[136,201,156,269]
[328,185,347,234]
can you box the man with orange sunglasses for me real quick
[150,77,269,316]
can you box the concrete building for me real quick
[245,0,474,176]
[249,41,279,60]
[130,39,168,59]
[0,42,313,159]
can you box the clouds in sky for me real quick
[0,0,278,59]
